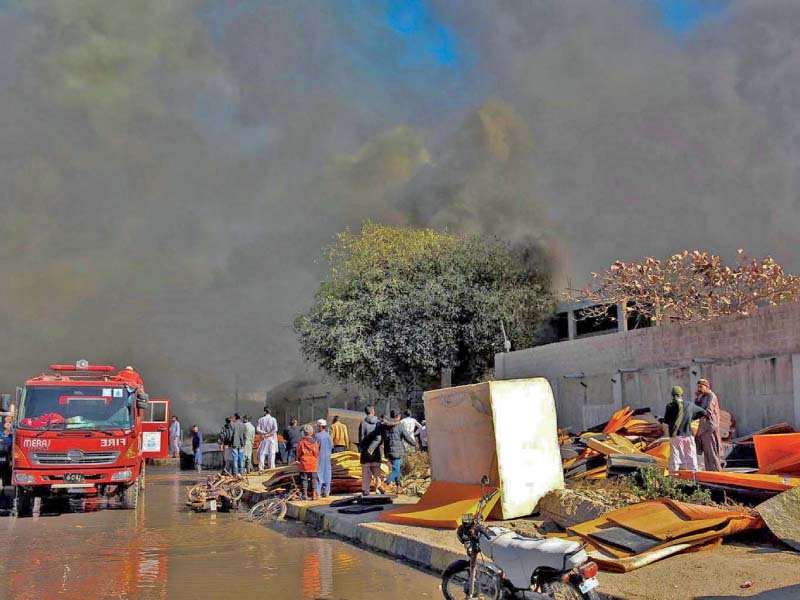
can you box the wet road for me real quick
[0,468,440,599]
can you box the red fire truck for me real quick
[12,360,149,516]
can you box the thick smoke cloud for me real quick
[1,1,799,425]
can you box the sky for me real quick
[2,0,800,425]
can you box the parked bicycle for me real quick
[247,479,302,523]
[187,470,246,504]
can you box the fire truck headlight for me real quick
[14,472,36,484]
[111,469,133,481]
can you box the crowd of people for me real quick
[176,405,428,499]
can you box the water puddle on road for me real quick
[0,469,439,599]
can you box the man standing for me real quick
[358,405,383,496]
[661,386,706,472]
[218,417,233,471]
[243,415,256,473]
[329,415,350,453]
[315,419,333,498]
[191,425,203,472]
[419,420,428,452]
[256,407,278,471]
[400,410,422,452]
[283,417,302,463]
[370,410,417,495]
[694,378,723,471]
[169,415,182,459]
[230,413,247,476]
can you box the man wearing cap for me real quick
[694,378,723,471]
[314,419,333,498]
[256,407,278,471]
[118,366,144,389]
[661,386,706,472]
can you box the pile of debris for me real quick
[559,405,747,482]
[247,451,390,495]
[565,498,762,572]
[560,407,671,481]
[401,450,431,497]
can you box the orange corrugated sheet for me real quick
[603,407,634,434]
[675,470,800,492]
[754,433,800,475]
[379,482,501,529]
[605,500,733,541]
[565,499,761,572]
[644,440,670,463]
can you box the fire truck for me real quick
[11,360,149,516]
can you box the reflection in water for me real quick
[0,469,437,599]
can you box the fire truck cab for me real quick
[12,360,149,516]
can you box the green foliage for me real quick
[624,465,714,505]
[295,223,553,393]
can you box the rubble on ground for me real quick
[537,484,642,528]
[401,450,431,497]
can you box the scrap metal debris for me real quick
[563,498,762,572]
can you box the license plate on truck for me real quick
[64,473,84,484]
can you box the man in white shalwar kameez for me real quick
[256,407,278,471]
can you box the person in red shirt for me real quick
[296,425,319,500]
[117,366,144,389]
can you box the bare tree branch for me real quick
[567,249,800,323]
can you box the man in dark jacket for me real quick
[358,406,383,496]
[230,413,248,476]
[218,417,234,472]
[283,417,303,463]
[369,409,417,495]
[191,425,203,473]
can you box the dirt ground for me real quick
[598,542,799,600]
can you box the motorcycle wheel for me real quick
[544,581,599,600]
[441,559,502,600]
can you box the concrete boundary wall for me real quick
[495,303,800,434]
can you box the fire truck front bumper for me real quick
[13,466,138,488]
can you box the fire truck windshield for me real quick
[18,386,133,431]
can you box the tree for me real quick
[570,249,800,323]
[294,223,553,394]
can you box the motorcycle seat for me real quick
[483,527,588,590]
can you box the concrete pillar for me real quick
[567,310,577,340]
[617,302,629,333]
[495,353,505,380]
[792,354,800,429]
[441,368,452,388]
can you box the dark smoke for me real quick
[2,1,799,426]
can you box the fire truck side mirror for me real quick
[136,391,149,410]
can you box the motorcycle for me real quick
[441,475,601,600]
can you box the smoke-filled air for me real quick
[2,0,800,426]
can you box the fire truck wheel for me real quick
[15,489,33,518]
[120,479,140,509]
